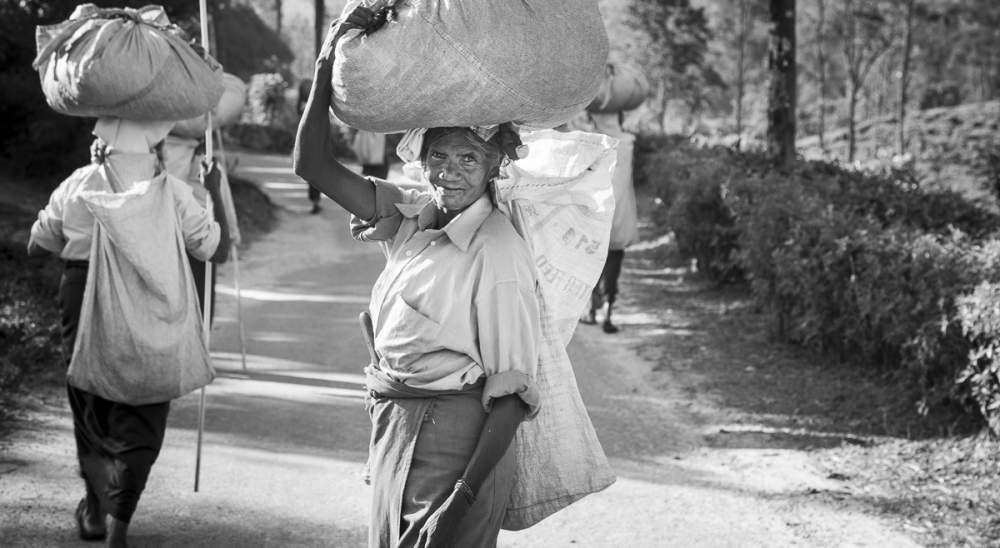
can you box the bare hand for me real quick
[201,159,222,194]
[415,484,474,547]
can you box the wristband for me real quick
[454,478,476,504]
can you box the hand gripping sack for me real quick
[68,174,214,405]
[331,0,609,132]
[33,4,224,121]
[494,130,618,529]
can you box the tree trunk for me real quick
[313,0,325,58]
[816,0,826,152]
[848,80,858,163]
[275,0,283,35]
[736,0,749,150]
[898,0,915,155]
[844,0,857,163]
[767,0,797,165]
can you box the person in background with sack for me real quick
[351,129,390,179]
[573,111,640,334]
[27,117,231,548]
[295,8,540,548]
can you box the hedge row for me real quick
[635,135,1000,434]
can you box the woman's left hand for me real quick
[415,483,475,547]
[318,6,383,64]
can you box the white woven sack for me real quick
[494,130,618,529]
[33,4,224,121]
[68,174,214,405]
[171,73,248,139]
[331,0,609,132]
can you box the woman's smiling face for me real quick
[423,131,495,214]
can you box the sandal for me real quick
[75,497,107,541]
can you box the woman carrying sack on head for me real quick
[27,117,230,548]
[296,9,541,548]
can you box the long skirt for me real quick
[60,261,170,523]
[366,368,515,548]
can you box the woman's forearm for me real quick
[461,395,528,494]
[293,61,376,220]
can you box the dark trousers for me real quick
[591,249,625,310]
[60,262,170,523]
[308,184,320,202]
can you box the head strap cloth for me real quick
[396,124,515,164]
[91,117,174,189]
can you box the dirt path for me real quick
[1,152,922,547]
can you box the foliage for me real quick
[627,0,726,130]
[213,2,294,81]
[636,135,1000,432]
[0,244,62,416]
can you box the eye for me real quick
[429,151,447,160]
[461,154,479,164]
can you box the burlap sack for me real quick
[331,0,609,132]
[33,4,223,121]
[171,73,248,139]
[69,174,214,405]
[587,63,651,114]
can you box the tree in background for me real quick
[766,0,796,165]
[833,0,894,163]
[628,0,726,132]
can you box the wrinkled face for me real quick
[423,131,494,213]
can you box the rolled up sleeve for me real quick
[477,281,542,418]
[29,182,69,254]
[350,179,418,242]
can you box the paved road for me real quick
[0,151,922,547]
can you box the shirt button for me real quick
[430,241,437,246]
[405,250,413,257]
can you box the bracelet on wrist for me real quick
[454,478,476,504]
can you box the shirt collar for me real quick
[393,193,493,252]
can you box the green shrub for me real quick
[635,136,1000,432]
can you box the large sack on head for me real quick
[69,172,215,405]
[331,0,609,132]
[33,4,224,121]
[171,73,249,139]
[587,63,650,114]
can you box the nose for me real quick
[438,161,460,181]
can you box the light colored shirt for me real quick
[352,179,541,414]
[29,164,220,262]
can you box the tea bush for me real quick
[635,134,1000,432]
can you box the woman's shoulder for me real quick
[476,210,534,268]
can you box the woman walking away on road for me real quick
[295,8,540,548]
[28,117,230,548]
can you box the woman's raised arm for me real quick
[293,9,379,220]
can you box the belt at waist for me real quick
[364,365,484,400]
